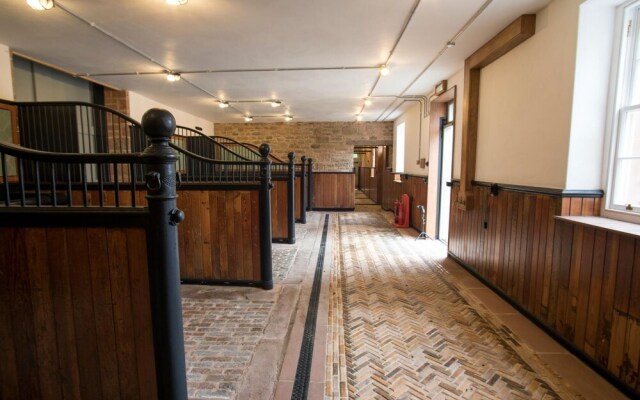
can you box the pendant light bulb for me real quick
[166,72,181,82]
[284,115,293,122]
[379,65,390,76]
[27,0,54,10]
[356,114,363,122]
[270,100,282,108]
[244,115,253,122]
[218,101,229,108]
[166,0,188,5]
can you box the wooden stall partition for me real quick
[0,218,157,400]
[311,172,355,210]
[176,189,262,284]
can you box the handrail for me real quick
[168,143,261,166]
[241,142,285,162]
[0,140,141,163]
[174,125,253,161]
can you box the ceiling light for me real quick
[166,72,181,82]
[447,41,456,48]
[218,101,229,108]
[27,0,54,10]
[379,65,390,76]
[284,115,293,122]
[364,98,372,106]
[244,115,253,122]
[356,114,363,122]
[270,100,282,108]
[166,0,188,5]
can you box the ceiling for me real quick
[0,0,551,123]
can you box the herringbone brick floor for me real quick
[326,212,578,399]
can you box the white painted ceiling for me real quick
[0,0,552,123]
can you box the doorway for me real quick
[437,112,454,242]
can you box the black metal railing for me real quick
[0,108,189,399]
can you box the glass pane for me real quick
[612,158,640,207]
[618,108,640,158]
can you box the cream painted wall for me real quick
[449,69,464,180]
[565,2,616,190]
[475,0,581,189]
[0,43,14,100]
[129,91,214,135]
[393,101,429,175]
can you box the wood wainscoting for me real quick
[311,172,355,210]
[448,182,640,397]
[0,225,157,399]
[381,171,428,232]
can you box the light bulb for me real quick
[364,98,372,106]
[284,115,293,122]
[271,100,282,108]
[379,65,390,76]
[166,72,181,82]
[218,101,229,108]
[166,0,188,5]
[27,0,54,10]
[446,41,455,48]
[356,114,363,122]
[244,116,253,122]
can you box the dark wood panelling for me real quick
[0,226,157,399]
[271,180,290,240]
[295,176,303,220]
[177,190,261,282]
[448,183,638,396]
[312,173,355,209]
[380,171,428,232]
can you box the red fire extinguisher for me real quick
[394,194,410,228]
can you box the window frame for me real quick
[605,0,640,222]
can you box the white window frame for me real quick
[605,0,640,222]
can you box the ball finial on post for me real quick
[288,152,295,162]
[259,143,271,158]
[142,108,176,141]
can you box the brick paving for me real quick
[326,212,579,399]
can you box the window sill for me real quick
[555,216,640,239]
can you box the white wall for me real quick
[129,91,214,135]
[565,1,616,190]
[393,101,429,175]
[449,69,464,180]
[475,0,581,189]
[0,43,14,100]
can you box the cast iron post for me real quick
[259,144,274,290]
[307,158,313,211]
[299,156,307,224]
[287,152,296,244]
[140,109,188,400]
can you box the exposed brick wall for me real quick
[104,88,129,116]
[214,122,393,171]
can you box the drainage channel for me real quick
[291,214,330,400]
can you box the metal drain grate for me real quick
[291,214,330,400]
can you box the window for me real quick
[395,122,405,173]
[608,1,640,216]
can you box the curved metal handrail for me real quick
[174,125,253,162]
[0,140,141,163]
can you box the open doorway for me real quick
[436,101,455,243]
[354,146,382,210]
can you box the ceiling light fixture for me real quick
[166,72,181,82]
[447,41,456,48]
[26,0,54,10]
[379,65,390,76]
[244,115,253,122]
[218,101,229,108]
[166,0,188,5]
[284,115,293,122]
[270,100,282,108]
[364,98,372,106]
[356,114,363,122]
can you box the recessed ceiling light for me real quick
[379,65,390,76]
[244,115,253,122]
[218,101,229,108]
[356,114,363,122]
[26,0,54,10]
[284,115,293,122]
[166,72,181,82]
[166,0,188,5]
[364,98,372,106]
[270,100,282,108]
